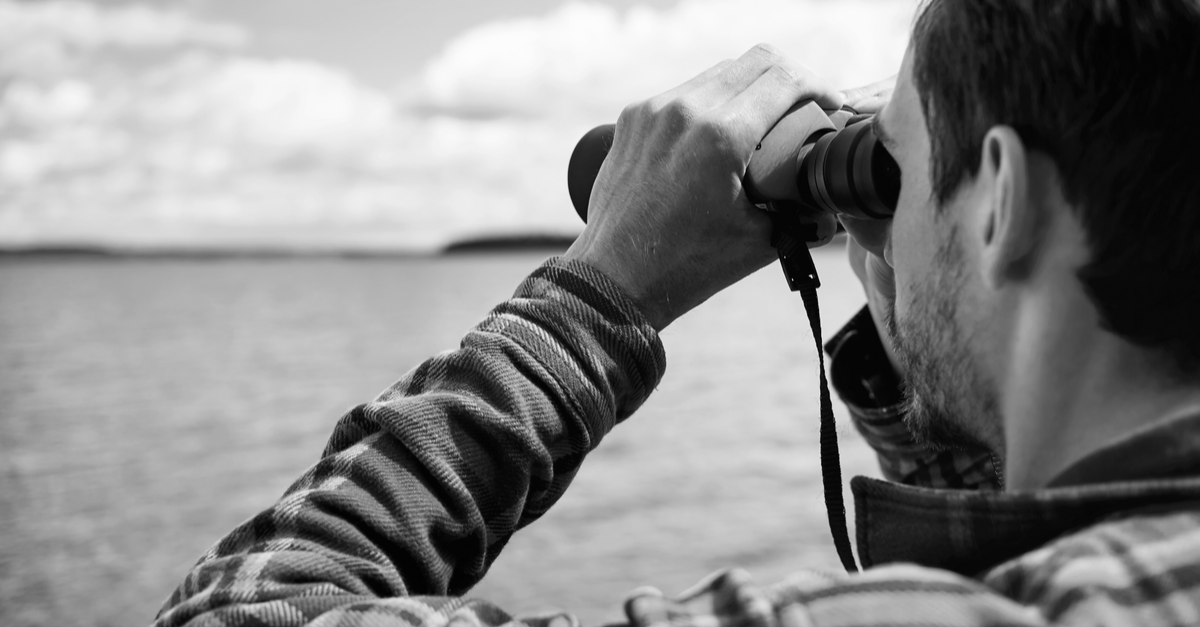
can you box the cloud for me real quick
[0,0,245,50]
[0,0,245,79]
[413,0,914,120]
[0,0,916,251]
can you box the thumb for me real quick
[840,215,891,259]
[841,75,896,114]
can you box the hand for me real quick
[562,44,843,331]
[841,76,895,115]
[837,76,903,374]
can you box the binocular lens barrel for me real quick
[566,115,900,224]
[567,125,617,224]
[805,119,900,220]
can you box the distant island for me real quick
[0,232,846,259]
[0,245,426,259]
[441,234,576,254]
[0,233,580,259]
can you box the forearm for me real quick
[155,257,666,626]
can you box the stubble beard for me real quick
[885,226,1003,454]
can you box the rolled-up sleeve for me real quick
[154,257,666,627]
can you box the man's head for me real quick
[873,0,1200,459]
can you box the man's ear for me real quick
[978,125,1039,289]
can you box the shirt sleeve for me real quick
[153,257,667,627]
[824,306,1003,491]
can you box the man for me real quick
[155,1,1200,625]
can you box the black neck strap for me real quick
[773,229,859,573]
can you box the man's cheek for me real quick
[892,270,916,330]
[888,207,923,322]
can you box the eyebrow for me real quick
[871,114,897,150]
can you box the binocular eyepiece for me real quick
[567,103,900,229]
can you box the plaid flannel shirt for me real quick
[155,257,1200,627]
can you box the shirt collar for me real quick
[1048,405,1200,488]
[853,408,1200,575]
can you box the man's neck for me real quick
[1000,294,1200,490]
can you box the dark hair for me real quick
[911,0,1200,377]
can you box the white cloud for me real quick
[131,54,398,152]
[414,0,915,120]
[0,0,916,251]
[0,0,245,51]
[0,0,245,79]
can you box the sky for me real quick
[0,0,918,252]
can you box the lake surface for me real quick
[0,248,882,627]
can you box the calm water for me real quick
[0,249,881,627]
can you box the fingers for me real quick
[655,59,735,103]
[719,60,842,149]
[868,253,896,302]
[841,75,896,102]
[694,45,842,113]
[804,214,841,249]
[688,45,822,107]
[840,215,892,260]
[846,234,903,373]
[843,215,897,318]
[848,93,891,116]
[575,45,859,329]
[841,75,897,114]
[618,59,736,137]
[846,232,896,316]
[629,45,843,153]
[847,235,870,285]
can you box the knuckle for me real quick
[618,100,651,126]
[763,63,801,86]
[745,43,814,86]
[644,95,669,114]
[749,42,784,62]
[693,113,739,156]
[650,97,699,130]
[616,104,633,126]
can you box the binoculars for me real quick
[567,102,901,232]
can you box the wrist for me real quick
[562,237,673,331]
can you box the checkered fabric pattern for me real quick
[155,257,1200,627]
[825,307,1005,493]
[154,257,665,626]
[844,397,1003,490]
